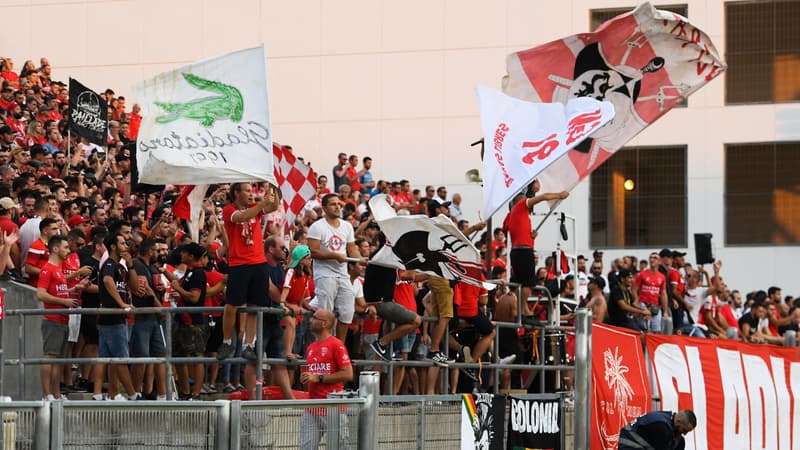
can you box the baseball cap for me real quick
[67,215,89,228]
[593,249,604,256]
[0,197,18,210]
[577,254,586,261]
[289,245,310,268]
[672,250,687,258]
[658,248,672,258]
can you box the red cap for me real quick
[67,215,89,228]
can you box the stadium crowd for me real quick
[0,55,798,402]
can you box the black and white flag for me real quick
[68,78,108,146]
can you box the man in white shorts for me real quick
[308,194,366,340]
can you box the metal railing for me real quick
[0,372,575,450]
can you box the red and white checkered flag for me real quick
[273,143,317,225]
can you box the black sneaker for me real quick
[427,351,454,367]
[460,367,479,382]
[241,346,258,361]
[143,390,157,400]
[73,378,90,392]
[178,392,193,401]
[391,352,403,361]
[369,341,390,362]
[217,342,235,360]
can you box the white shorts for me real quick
[310,277,355,324]
[68,314,81,343]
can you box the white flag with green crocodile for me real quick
[133,46,275,185]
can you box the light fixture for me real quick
[623,178,635,191]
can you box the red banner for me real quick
[591,323,651,450]
[646,335,800,450]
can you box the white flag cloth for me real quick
[368,195,489,288]
[476,86,614,218]
[133,46,275,185]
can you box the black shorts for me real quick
[79,314,98,345]
[205,318,223,353]
[461,312,495,336]
[226,263,269,306]
[510,247,536,288]
[498,328,521,359]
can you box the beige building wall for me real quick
[1,0,797,293]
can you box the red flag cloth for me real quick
[560,250,570,274]
[172,184,209,242]
[272,143,317,226]
[591,322,651,450]
[645,334,800,450]
[503,3,724,202]
[172,185,195,220]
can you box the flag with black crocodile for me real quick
[68,78,108,146]
[132,46,275,185]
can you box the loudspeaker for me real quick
[694,233,714,265]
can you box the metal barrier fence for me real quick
[0,399,368,450]
[0,374,574,450]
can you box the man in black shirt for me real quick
[163,242,207,400]
[91,232,140,401]
[75,231,104,391]
[606,269,650,332]
[129,238,167,400]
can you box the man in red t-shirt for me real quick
[502,180,568,305]
[634,252,669,333]
[25,217,60,288]
[454,276,494,384]
[300,309,353,449]
[36,235,81,400]
[217,183,279,360]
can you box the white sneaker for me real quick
[498,354,517,365]
[91,394,104,401]
[111,394,127,401]
[44,394,56,401]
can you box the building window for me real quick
[589,5,688,107]
[725,1,800,104]
[725,142,800,245]
[590,146,687,248]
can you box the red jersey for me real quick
[61,252,81,289]
[0,216,19,238]
[454,277,488,318]
[282,268,311,306]
[38,262,69,324]
[25,239,49,287]
[393,277,416,313]
[634,270,665,306]
[346,167,360,191]
[223,203,266,267]
[205,269,224,317]
[305,335,351,400]
[667,268,685,296]
[362,317,382,335]
[697,294,719,330]
[719,303,739,335]
[503,199,533,247]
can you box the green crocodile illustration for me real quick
[154,72,244,127]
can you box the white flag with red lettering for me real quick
[502,2,724,209]
[476,86,614,218]
[272,143,316,228]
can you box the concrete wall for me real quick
[0,0,798,293]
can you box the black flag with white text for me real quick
[68,78,108,146]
